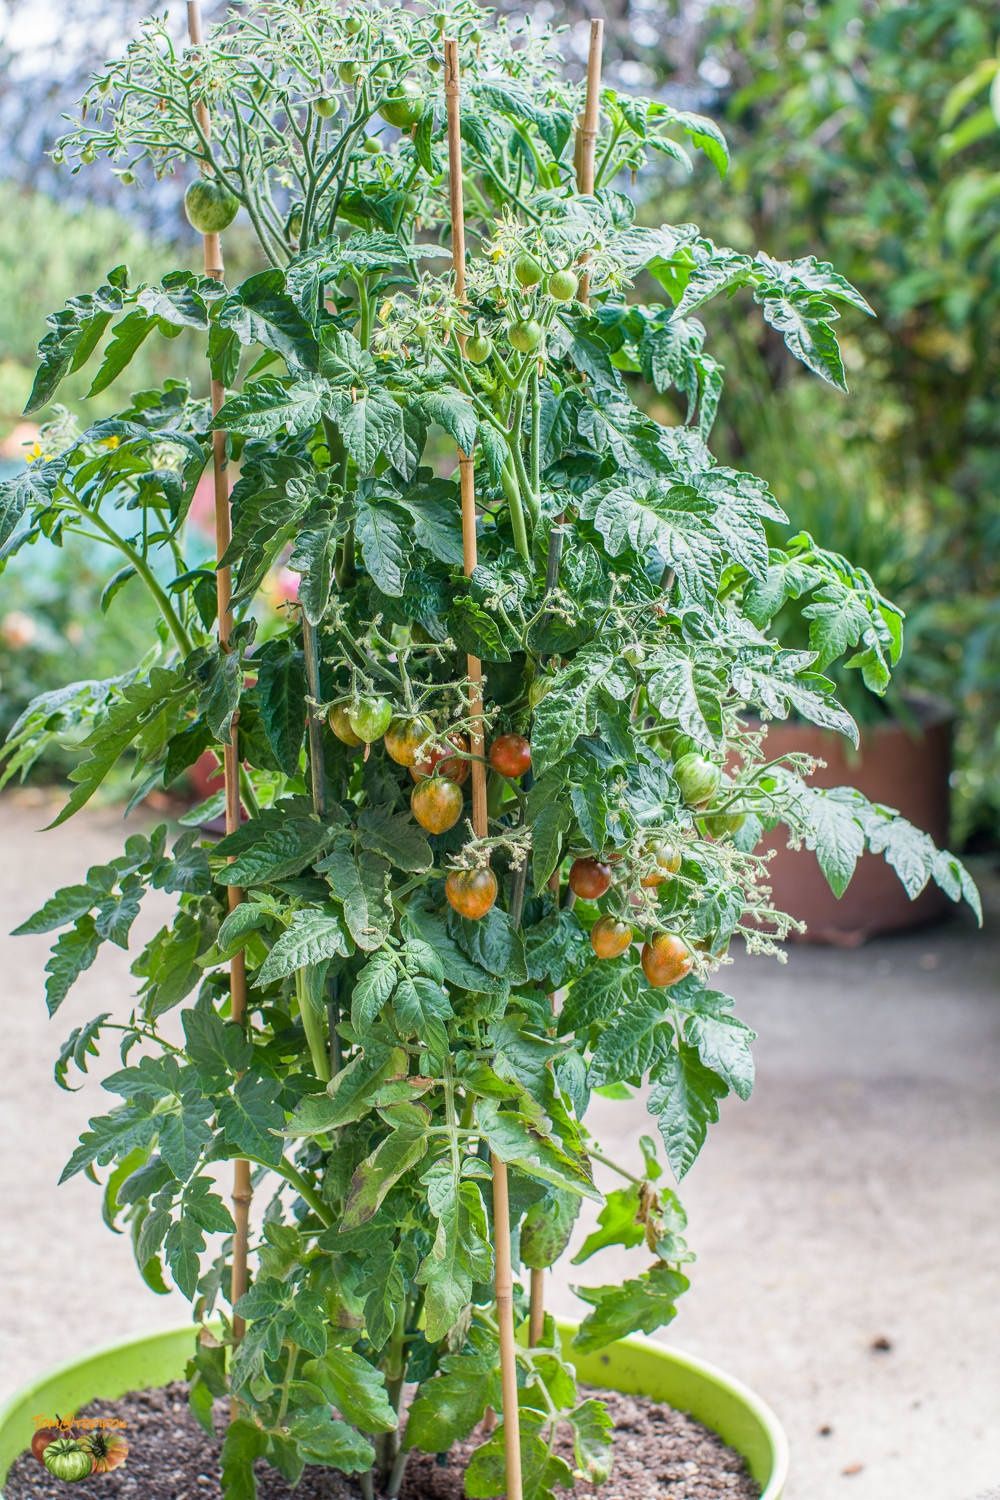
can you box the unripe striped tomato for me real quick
[641,932,693,988]
[411,776,464,833]
[590,916,633,959]
[445,866,498,919]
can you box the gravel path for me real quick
[1,791,998,1500]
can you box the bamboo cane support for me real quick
[185,0,252,1358]
[528,16,605,1352]
[444,38,522,1500]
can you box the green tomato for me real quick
[336,62,358,87]
[286,204,304,239]
[514,253,543,288]
[362,136,383,154]
[509,318,542,353]
[43,1440,93,1483]
[317,90,340,111]
[348,695,393,743]
[379,79,424,128]
[80,143,97,165]
[345,15,363,34]
[466,333,493,364]
[547,268,579,302]
[702,809,747,837]
[184,178,239,233]
[674,752,722,809]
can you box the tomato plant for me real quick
[3,4,980,1500]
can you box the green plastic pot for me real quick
[0,1323,787,1497]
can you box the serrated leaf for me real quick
[302,1347,397,1433]
[215,376,327,438]
[319,846,391,951]
[256,909,349,983]
[354,497,408,596]
[343,1128,428,1227]
[648,1041,728,1178]
[254,641,307,775]
[572,1263,689,1352]
[217,1074,285,1166]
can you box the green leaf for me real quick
[218,269,317,373]
[572,1263,689,1352]
[302,1346,397,1433]
[648,1041,728,1178]
[87,308,156,397]
[256,910,349,984]
[465,1422,573,1500]
[419,391,478,454]
[521,1189,580,1269]
[392,974,453,1057]
[647,649,724,750]
[319,847,391,952]
[254,641,307,776]
[343,1128,428,1227]
[220,1417,266,1500]
[290,513,342,625]
[568,1399,615,1484]
[335,391,404,473]
[531,800,570,891]
[475,1101,599,1200]
[215,800,332,886]
[49,665,191,827]
[405,1348,502,1454]
[159,1095,213,1182]
[288,1407,374,1472]
[283,1048,408,1136]
[218,1074,285,1167]
[673,983,756,1101]
[25,267,128,412]
[43,917,102,1016]
[351,952,399,1031]
[357,806,433,873]
[583,482,720,600]
[164,1215,206,1299]
[449,597,512,662]
[572,1184,645,1264]
[182,1007,253,1080]
[215,376,327,438]
[354,496,408,596]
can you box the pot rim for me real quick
[0,1322,788,1498]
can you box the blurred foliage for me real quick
[639,0,1000,845]
[0,517,159,780]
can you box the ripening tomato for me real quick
[509,318,542,353]
[673,751,721,808]
[348,694,393,743]
[329,705,363,746]
[445,866,498,920]
[384,715,433,767]
[410,732,470,784]
[547,269,579,301]
[640,840,683,887]
[184,178,239,233]
[569,857,613,900]
[488,733,531,779]
[411,777,464,834]
[84,1432,129,1473]
[31,1428,62,1465]
[641,932,693,988]
[590,915,633,959]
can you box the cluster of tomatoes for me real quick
[329,696,531,921]
[463,251,580,365]
[570,851,693,989]
[329,700,726,987]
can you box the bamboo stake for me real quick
[444,38,522,1500]
[528,16,604,1352]
[185,0,252,1365]
[577,18,604,307]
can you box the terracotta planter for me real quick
[0,1323,789,1498]
[760,706,953,945]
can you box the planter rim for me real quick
[0,1323,788,1499]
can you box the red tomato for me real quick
[488,734,531,779]
[640,932,693,988]
[568,857,613,900]
[410,732,470,785]
[445,866,499,920]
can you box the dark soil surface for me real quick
[4,1382,760,1500]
